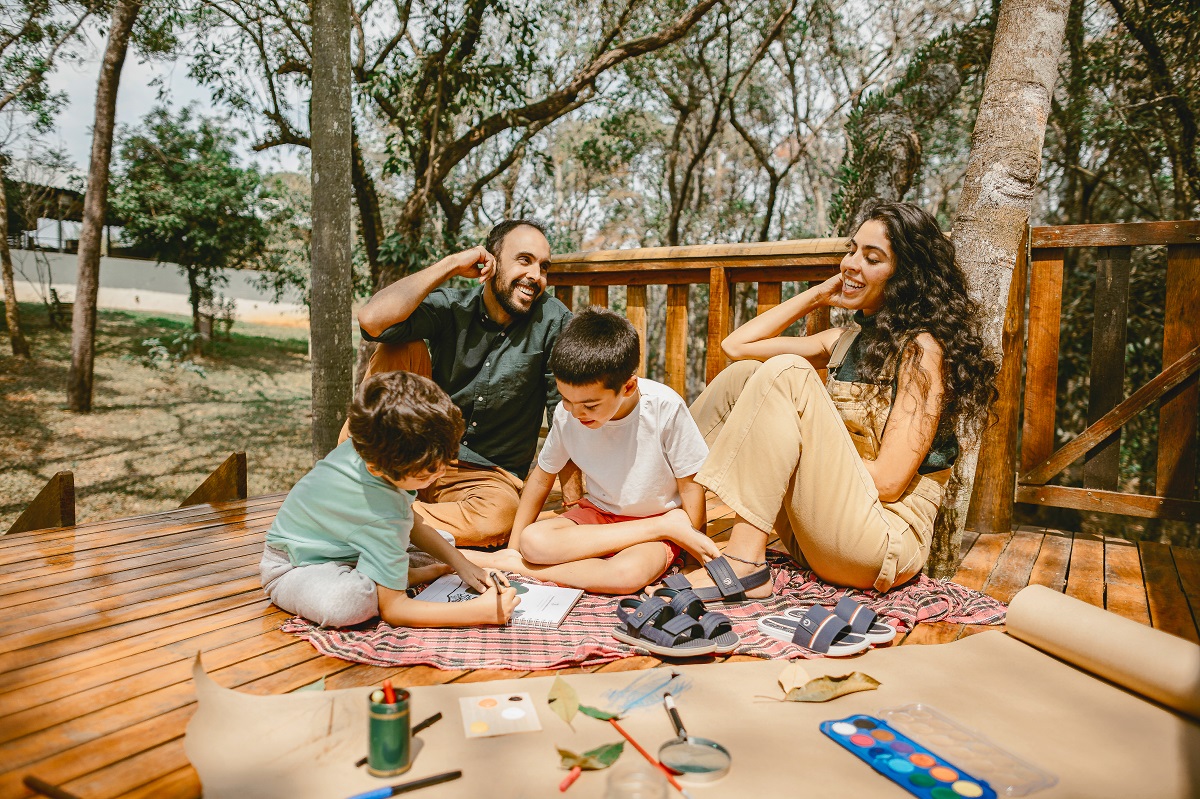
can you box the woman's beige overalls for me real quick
[690,328,950,592]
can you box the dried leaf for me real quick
[557,741,626,770]
[784,672,881,703]
[777,662,811,694]
[579,704,619,721]
[547,677,580,728]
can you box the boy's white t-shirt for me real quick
[537,378,709,518]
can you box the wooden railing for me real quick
[548,238,846,396]
[973,220,1200,529]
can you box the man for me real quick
[353,220,577,546]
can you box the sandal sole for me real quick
[612,626,719,658]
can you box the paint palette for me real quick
[459,692,542,738]
[822,714,997,799]
[879,704,1056,796]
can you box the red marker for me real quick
[382,679,397,705]
[558,765,582,792]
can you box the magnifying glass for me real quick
[657,693,732,784]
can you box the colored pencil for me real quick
[606,718,693,799]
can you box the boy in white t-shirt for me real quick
[494,307,720,594]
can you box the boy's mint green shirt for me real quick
[265,439,414,590]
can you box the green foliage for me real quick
[111,105,279,329]
[124,333,208,378]
[0,0,97,127]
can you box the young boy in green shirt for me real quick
[260,371,519,628]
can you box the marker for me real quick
[344,770,462,799]
[382,679,397,705]
[411,711,442,735]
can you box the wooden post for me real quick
[555,285,574,312]
[665,284,688,397]
[180,452,248,508]
[1084,245,1131,490]
[1158,244,1200,500]
[705,267,730,384]
[7,472,75,534]
[589,285,608,309]
[966,228,1028,533]
[626,285,648,377]
[756,282,781,315]
[1021,247,1065,473]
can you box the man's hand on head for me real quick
[443,246,496,282]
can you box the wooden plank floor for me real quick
[1,500,1197,798]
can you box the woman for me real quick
[683,201,997,596]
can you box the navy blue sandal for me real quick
[612,595,718,657]
[757,605,871,657]
[661,556,771,604]
[654,588,741,653]
[784,596,897,644]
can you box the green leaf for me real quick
[783,672,881,703]
[557,741,625,770]
[578,704,620,721]
[547,677,580,728]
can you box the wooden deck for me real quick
[1,496,1198,799]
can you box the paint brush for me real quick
[606,718,693,799]
[344,770,462,799]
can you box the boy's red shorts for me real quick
[560,498,684,577]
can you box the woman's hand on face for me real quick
[816,273,848,308]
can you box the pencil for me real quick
[606,718,692,799]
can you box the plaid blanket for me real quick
[281,557,1006,670]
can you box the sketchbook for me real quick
[414,574,584,629]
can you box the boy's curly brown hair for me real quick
[347,372,463,482]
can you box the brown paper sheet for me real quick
[187,625,1200,797]
[1007,584,1200,720]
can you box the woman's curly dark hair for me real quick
[852,201,998,440]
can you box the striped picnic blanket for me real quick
[281,557,1006,669]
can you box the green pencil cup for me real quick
[368,689,412,777]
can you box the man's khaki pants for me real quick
[690,355,927,592]
[364,341,523,547]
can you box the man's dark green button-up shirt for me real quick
[360,285,571,479]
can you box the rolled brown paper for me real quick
[1006,584,1200,720]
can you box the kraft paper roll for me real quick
[1007,584,1200,720]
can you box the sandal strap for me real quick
[834,596,878,635]
[662,573,693,591]
[790,606,850,653]
[703,557,745,598]
[697,610,732,639]
[660,611,703,639]
[666,588,705,616]
[617,595,670,632]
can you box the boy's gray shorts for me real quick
[260,545,379,627]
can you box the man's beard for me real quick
[492,274,542,318]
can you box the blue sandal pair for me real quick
[757,596,896,657]
[612,588,741,657]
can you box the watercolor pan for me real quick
[821,714,998,799]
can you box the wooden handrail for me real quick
[181,452,248,508]
[551,236,850,271]
[1022,345,1200,485]
[1030,220,1200,248]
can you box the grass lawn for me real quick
[1,301,313,530]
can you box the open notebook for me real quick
[413,574,584,629]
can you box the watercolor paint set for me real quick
[822,714,996,799]
[822,706,1056,798]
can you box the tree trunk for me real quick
[67,0,141,412]
[932,0,1070,578]
[309,0,354,460]
[350,127,383,287]
[1,163,32,358]
[186,266,202,349]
